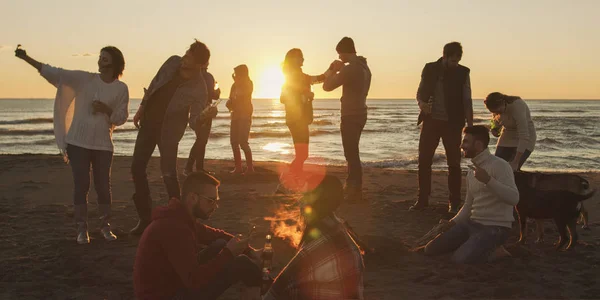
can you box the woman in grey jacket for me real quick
[485,92,537,171]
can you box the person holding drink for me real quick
[15,44,129,245]
[484,92,536,171]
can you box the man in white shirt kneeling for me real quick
[424,125,519,264]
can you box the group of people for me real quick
[15,38,539,299]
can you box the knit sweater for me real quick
[451,149,520,228]
[496,98,536,153]
[40,65,129,153]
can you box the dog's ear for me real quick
[582,180,589,190]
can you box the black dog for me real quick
[514,171,596,250]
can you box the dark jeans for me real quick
[418,118,463,205]
[230,118,253,166]
[341,114,367,187]
[495,146,532,170]
[173,239,262,300]
[424,219,510,264]
[188,119,212,171]
[66,144,113,205]
[287,122,309,173]
[131,120,183,200]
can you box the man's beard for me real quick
[193,202,210,220]
[463,149,476,159]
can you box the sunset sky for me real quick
[1,0,599,100]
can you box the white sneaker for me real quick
[77,230,90,244]
[101,227,117,241]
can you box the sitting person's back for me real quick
[134,172,261,300]
[264,175,365,299]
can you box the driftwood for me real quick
[341,220,375,255]
[414,222,448,247]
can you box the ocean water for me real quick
[0,99,599,172]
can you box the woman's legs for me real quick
[91,149,117,241]
[230,119,243,173]
[238,118,254,173]
[287,122,309,174]
[66,144,92,244]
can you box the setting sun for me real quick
[255,65,285,99]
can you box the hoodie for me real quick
[133,198,234,300]
[323,56,371,117]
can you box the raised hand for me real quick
[15,44,27,59]
[470,163,491,184]
[92,101,112,116]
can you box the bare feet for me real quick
[243,167,255,175]
[230,168,244,174]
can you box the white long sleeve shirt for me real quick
[40,65,129,153]
[451,149,520,228]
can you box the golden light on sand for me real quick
[255,65,285,99]
[262,142,291,155]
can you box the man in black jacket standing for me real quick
[410,42,474,214]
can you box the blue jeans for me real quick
[495,146,532,170]
[424,220,510,264]
[66,144,114,205]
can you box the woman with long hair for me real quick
[226,64,254,174]
[485,92,536,171]
[280,48,334,175]
[15,45,129,244]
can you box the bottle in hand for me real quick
[261,234,274,270]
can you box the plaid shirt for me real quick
[264,216,365,300]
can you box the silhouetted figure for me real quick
[411,42,474,214]
[485,92,536,171]
[226,65,254,174]
[264,174,365,299]
[15,45,129,244]
[280,48,334,175]
[184,64,221,176]
[323,37,372,202]
[130,40,213,236]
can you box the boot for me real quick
[98,204,117,241]
[130,193,152,236]
[74,204,90,244]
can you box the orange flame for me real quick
[264,204,303,248]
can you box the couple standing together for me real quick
[281,37,372,203]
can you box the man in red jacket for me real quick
[134,171,262,299]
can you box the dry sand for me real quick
[1,154,599,299]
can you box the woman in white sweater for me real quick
[485,92,536,171]
[15,46,129,245]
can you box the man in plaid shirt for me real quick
[264,175,365,299]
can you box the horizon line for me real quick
[1,98,599,101]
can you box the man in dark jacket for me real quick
[130,40,216,235]
[410,42,474,213]
[323,37,372,203]
[133,171,262,300]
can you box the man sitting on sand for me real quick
[133,171,262,300]
[423,125,519,264]
[264,175,365,299]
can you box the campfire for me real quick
[264,203,304,248]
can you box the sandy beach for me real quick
[1,154,599,300]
